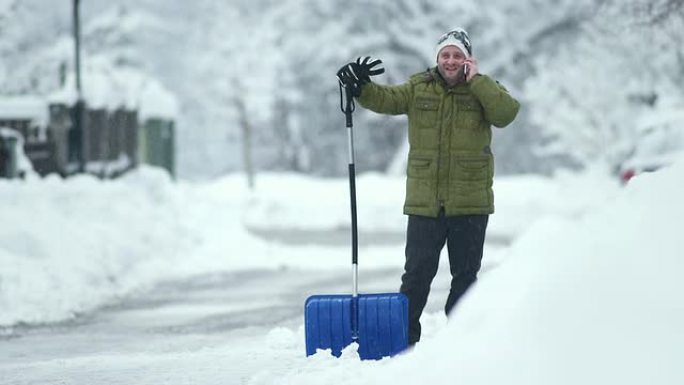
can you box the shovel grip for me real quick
[349,163,358,266]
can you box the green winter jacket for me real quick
[358,68,520,217]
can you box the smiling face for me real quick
[437,45,467,85]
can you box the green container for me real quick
[140,118,175,178]
[0,135,18,179]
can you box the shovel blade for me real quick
[305,293,408,360]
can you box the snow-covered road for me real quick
[0,258,462,385]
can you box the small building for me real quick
[1,66,178,179]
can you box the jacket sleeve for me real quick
[357,81,412,116]
[468,75,520,128]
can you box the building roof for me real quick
[0,96,48,126]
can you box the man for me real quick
[337,28,520,346]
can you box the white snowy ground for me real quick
[1,156,683,384]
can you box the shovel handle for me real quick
[341,84,359,299]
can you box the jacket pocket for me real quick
[407,155,434,179]
[451,155,492,182]
[414,95,440,129]
[405,155,436,208]
[448,155,494,209]
[456,98,483,130]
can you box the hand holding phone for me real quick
[463,58,477,82]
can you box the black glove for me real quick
[336,63,363,97]
[337,63,357,87]
[350,56,385,84]
[336,56,384,97]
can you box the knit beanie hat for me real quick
[435,27,472,62]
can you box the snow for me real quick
[48,55,179,120]
[250,159,684,385]
[1,1,683,382]
[138,78,180,121]
[0,95,48,127]
[0,167,400,326]
[2,155,684,384]
[245,166,620,243]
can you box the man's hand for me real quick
[351,56,385,84]
[464,57,479,82]
[336,63,356,85]
[336,56,384,97]
[337,63,362,97]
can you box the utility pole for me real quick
[72,0,85,173]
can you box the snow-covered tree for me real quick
[2,0,682,178]
[524,0,684,171]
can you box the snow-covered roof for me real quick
[138,78,179,121]
[48,55,179,120]
[0,95,49,127]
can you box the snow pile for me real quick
[256,156,684,385]
[0,167,190,325]
[1,157,681,383]
[0,169,405,327]
[0,164,625,328]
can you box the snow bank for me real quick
[0,163,625,328]
[0,167,190,325]
[0,168,403,327]
[256,156,684,385]
[4,155,680,383]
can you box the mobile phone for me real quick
[463,64,469,80]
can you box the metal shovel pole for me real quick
[340,83,359,340]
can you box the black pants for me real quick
[400,211,489,344]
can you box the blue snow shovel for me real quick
[304,70,409,360]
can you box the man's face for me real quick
[437,46,467,84]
